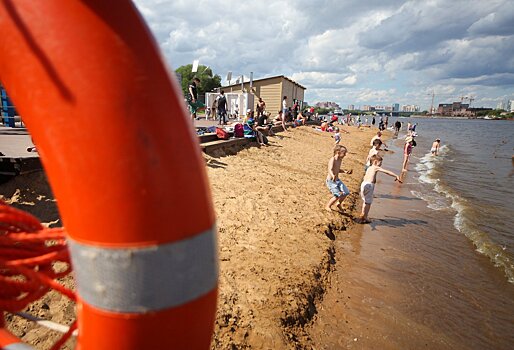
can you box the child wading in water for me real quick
[402,136,414,172]
[359,155,402,223]
[325,145,353,212]
[431,138,441,155]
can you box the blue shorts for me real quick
[326,178,350,198]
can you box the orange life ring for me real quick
[0,1,217,349]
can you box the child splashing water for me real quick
[359,155,402,223]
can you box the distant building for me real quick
[362,105,372,111]
[509,100,514,112]
[348,104,355,110]
[392,103,400,112]
[437,101,483,116]
[401,105,420,112]
[315,101,341,109]
[437,103,453,115]
[222,75,306,114]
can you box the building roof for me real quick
[223,75,306,90]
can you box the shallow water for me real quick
[309,121,514,349]
[405,118,514,283]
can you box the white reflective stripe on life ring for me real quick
[68,226,218,313]
[3,343,36,350]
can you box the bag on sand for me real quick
[234,123,244,138]
[216,127,230,140]
[262,134,269,145]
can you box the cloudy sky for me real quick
[134,0,514,110]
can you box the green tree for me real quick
[175,64,222,96]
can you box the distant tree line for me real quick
[175,64,222,96]
[476,109,513,119]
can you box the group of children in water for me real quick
[325,122,441,224]
[325,142,401,224]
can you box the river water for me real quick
[308,118,514,349]
[406,117,514,283]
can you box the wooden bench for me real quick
[200,137,251,154]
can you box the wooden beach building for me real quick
[221,75,306,114]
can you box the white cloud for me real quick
[133,0,514,109]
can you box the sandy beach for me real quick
[3,122,514,349]
[2,125,376,349]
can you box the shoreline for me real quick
[305,134,514,350]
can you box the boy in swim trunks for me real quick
[325,145,353,212]
[359,155,402,223]
[431,138,441,156]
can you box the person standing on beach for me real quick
[211,97,217,121]
[187,77,204,121]
[402,136,414,172]
[325,145,352,212]
[394,120,401,136]
[292,100,299,121]
[216,90,228,125]
[359,155,402,223]
[256,97,266,117]
[431,138,441,156]
[282,96,288,119]
[378,118,384,131]
[333,127,341,144]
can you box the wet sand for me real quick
[307,136,514,349]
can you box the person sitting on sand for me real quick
[244,113,266,146]
[256,112,275,136]
[431,138,441,156]
[325,145,353,212]
[365,139,382,171]
[359,155,402,223]
[296,111,307,126]
[273,110,287,132]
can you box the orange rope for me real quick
[0,201,75,349]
